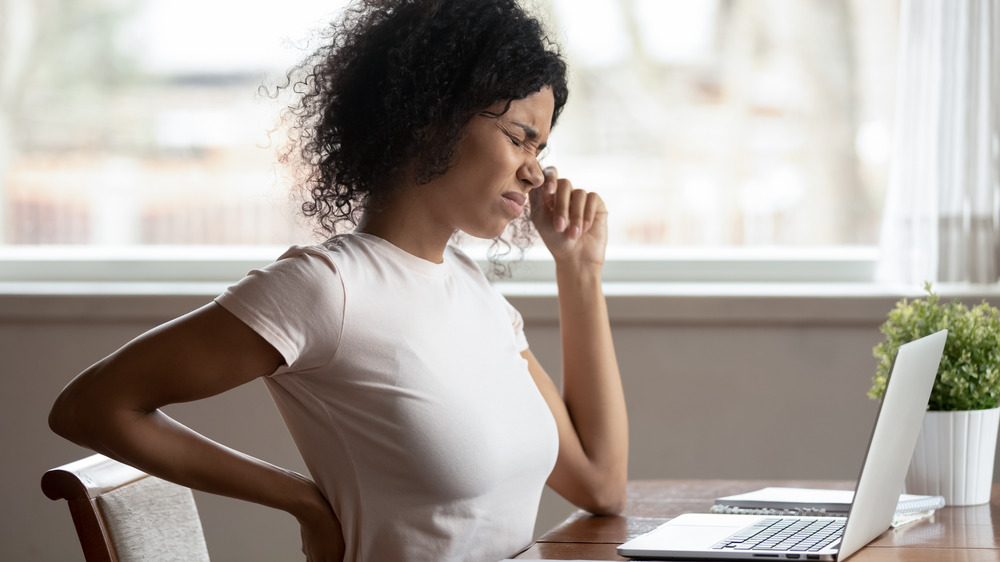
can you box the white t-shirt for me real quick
[215,232,559,561]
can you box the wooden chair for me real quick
[42,454,211,562]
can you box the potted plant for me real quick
[868,282,1000,505]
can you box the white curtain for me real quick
[877,0,1000,284]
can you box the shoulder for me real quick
[444,244,487,278]
[218,239,360,311]
[444,247,519,316]
[272,233,377,276]
[279,234,356,267]
[214,243,354,372]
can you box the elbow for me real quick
[559,454,629,515]
[49,362,151,452]
[49,371,112,446]
[585,480,627,516]
[577,467,628,516]
[49,386,85,443]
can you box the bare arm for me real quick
[49,303,343,560]
[526,167,629,515]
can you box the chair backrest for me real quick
[42,454,211,562]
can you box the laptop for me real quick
[617,329,948,561]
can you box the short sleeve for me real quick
[215,246,345,374]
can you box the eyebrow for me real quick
[511,121,547,152]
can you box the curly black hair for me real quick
[278,0,568,270]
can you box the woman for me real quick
[48,0,628,560]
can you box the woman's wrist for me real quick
[555,258,603,284]
[281,470,332,524]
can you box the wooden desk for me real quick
[517,480,1000,561]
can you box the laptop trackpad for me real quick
[623,514,756,550]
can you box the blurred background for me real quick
[0,0,898,251]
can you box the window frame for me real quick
[0,244,877,285]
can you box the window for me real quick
[2,0,339,248]
[0,0,898,282]
[545,0,898,248]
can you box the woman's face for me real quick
[421,87,554,240]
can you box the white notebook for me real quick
[712,486,945,516]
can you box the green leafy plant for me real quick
[868,282,1000,411]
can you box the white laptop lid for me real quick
[836,329,946,559]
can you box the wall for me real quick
[3,286,999,561]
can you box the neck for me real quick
[356,188,453,264]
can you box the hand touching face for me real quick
[419,89,554,241]
[529,167,608,268]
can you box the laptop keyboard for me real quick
[712,517,845,552]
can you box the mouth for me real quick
[501,191,527,216]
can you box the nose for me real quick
[518,155,544,189]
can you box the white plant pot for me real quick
[904,407,1000,506]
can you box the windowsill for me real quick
[3,281,998,325]
[2,238,994,325]
[0,245,878,284]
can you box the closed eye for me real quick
[497,124,542,156]
[504,131,524,148]
[485,116,548,160]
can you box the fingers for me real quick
[566,189,586,238]
[565,190,603,239]
[543,166,558,196]
[552,179,571,233]
[541,166,601,240]
[529,167,556,216]
[583,191,601,234]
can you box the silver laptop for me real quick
[618,330,947,561]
